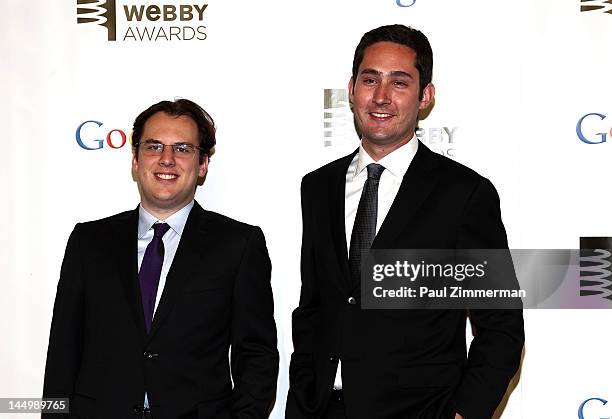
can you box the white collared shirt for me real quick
[137,200,194,314]
[335,136,419,389]
[344,137,419,250]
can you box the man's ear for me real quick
[348,78,355,109]
[199,154,209,178]
[132,147,139,170]
[419,83,435,110]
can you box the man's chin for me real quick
[362,134,412,148]
[142,195,191,214]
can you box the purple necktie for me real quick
[139,223,170,334]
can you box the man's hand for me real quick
[455,414,464,419]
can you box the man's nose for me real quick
[159,145,176,165]
[373,83,391,105]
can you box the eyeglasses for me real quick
[136,140,204,157]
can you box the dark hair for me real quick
[352,24,433,99]
[132,98,216,163]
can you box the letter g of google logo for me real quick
[76,120,132,150]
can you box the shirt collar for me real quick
[354,134,419,179]
[138,200,195,239]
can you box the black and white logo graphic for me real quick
[580,237,612,300]
[76,1,208,42]
[580,0,612,14]
[77,0,116,41]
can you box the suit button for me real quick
[132,404,142,413]
[347,296,356,305]
[329,355,338,362]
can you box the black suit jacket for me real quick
[43,202,279,419]
[286,143,524,419]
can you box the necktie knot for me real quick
[366,163,385,180]
[153,223,170,239]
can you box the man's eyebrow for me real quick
[360,68,382,77]
[390,70,413,79]
[143,138,194,145]
[359,68,414,79]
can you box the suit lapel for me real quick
[146,202,210,343]
[329,151,357,288]
[373,142,439,249]
[113,208,147,344]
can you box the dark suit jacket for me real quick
[286,143,524,419]
[43,202,279,419]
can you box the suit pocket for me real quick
[397,364,462,388]
[69,393,96,418]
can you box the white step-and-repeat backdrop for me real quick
[2,0,612,417]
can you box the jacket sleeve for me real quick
[230,226,279,418]
[42,225,85,419]
[286,176,320,419]
[453,178,525,419]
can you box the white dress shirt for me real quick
[139,200,194,408]
[334,137,419,390]
[137,200,194,313]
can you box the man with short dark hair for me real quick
[286,25,524,419]
[43,99,279,418]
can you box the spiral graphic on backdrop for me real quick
[580,235,612,301]
[76,0,117,41]
[580,0,612,13]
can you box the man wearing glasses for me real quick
[43,99,279,418]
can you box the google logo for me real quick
[76,120,132,150]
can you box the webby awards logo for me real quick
[580,0,612,14]
[77,0,116,40]
[76,0,208,42]
[579,237,612,300]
